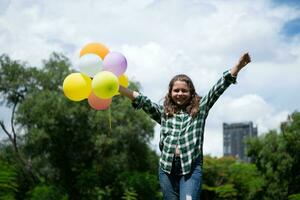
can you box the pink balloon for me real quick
[88,92,112,110]
[103,52,127,76]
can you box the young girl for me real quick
[119,53,251,200]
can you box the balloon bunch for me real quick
[63,42,129,110]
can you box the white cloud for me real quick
[122,42,171,101]
[203,93,289,157]
[203,128,224,157]
[212,94,289,132]
[0,0,299,156]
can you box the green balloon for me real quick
[92,71,119,99]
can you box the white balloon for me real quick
[77,54,103,77]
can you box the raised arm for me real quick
[230,52,251,77]
[201,52,251,115]
[119,86,163,124]
[119,86,140,101]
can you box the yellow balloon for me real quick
[92,71,119,99]
[114,74,129,95]
[118,74,129,88]
[63,73,92,101]
[80,42,109,60]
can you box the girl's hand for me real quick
[230,52,251,77]
[237,52,251,69]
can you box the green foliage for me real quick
[117,171,161,200]
[122,188,138,200]
[0,54,49,107]
[215,184,237,199]
[289,194,300,200]
[202,156,264,200]
[203,156,236,186]
[26,184,67,200]
[0,53,159,200]
[203,184,238,200]
[247,111,300,200]
[0,153,36,200]
[229,163,264,200]
[0,161,18,200]
[1,53,300,200]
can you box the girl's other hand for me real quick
[237,52,251,69]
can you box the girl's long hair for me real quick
[163,74,201,118]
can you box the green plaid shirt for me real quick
[132,70,236,175]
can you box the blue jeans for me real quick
[159,156,202,200]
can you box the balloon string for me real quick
[108,106,112,134]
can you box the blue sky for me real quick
[275,0,300,36]
[273,0,300,7]
[0,0,300,156]
[282,17,300,36]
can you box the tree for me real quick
[229,162,264,200]
[0,160,18,200]
[0,53,159,199]
[25,184,67,200]
[247,111,300,200]
[0,54,44,199]
[201,156,264,200]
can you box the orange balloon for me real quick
[80,42,109,60]
[88,92,112,110]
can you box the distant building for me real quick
[223,122,257,162]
